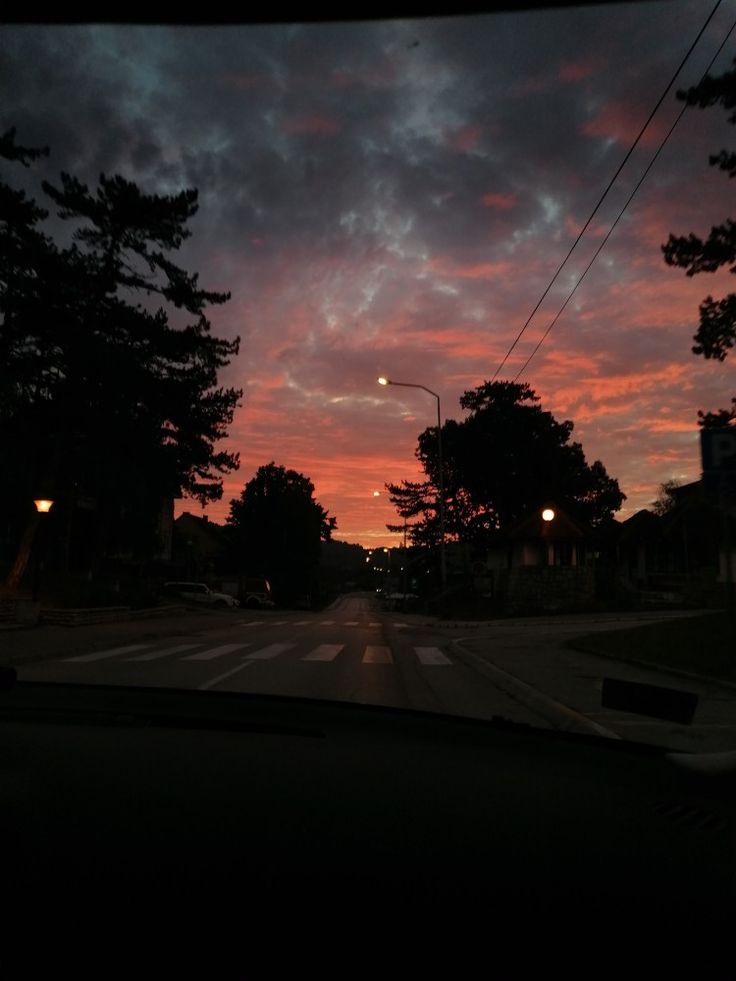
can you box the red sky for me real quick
[4,4,736,546]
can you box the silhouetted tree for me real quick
[651,478,682,516]
[387,381,624,548]
[1,129,242,590]
[227,463,336,604]
[662,59,736,426]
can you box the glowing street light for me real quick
[376,376,446,591]
[542,508,555,522]
[32,497,54,603]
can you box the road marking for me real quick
[64,644,151,662]
[245,642,295,660]
[199,661,256,691]
[363,645,392,664]
[183,643,250,661]
[126,644,200,662]
[294,620,312,626]
[271,620,290,625]
[238,620,263,626]
[415,646,452,665]
[320,621,335,626]
[344,621,359,626]
[303,644,344,661]
[369,622,381,627]
[393,623,408,628]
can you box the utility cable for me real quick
[513,17,736,382]
[491,0,725,382]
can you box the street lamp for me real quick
[377,376,447,592]
[32,498,54,602]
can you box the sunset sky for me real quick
[3,4,736,546]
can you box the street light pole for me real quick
[377,377,447,592]
[32,499,54,604]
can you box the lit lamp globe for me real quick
[34,499,54,513]
[542,508,555,522]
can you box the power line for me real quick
[513,16,736,382]
[490,0,725,382]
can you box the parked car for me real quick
[238,577,275,610]
[162,581,239,609]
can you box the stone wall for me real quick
[498,565,595,615]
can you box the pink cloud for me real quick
[481,192,517,210]
[581,102,666,148]
[283,114,341,136]
[425,256,515,280]
[449,126,482,152]
[559,61,596,82]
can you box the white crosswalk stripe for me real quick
[415,646,452,665]
[61,638,453,667]
[126,644,199,661]
[64,644,151,662]
[363,645,392,664]
[245,642,295,660]
[303,644,344,661]
[183,643,251,661]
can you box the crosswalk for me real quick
[239,620,404,628]
[62,639,452,666]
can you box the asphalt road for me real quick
[14,595,550,727]
[10,594,736,751]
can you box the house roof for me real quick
[174,512,229,555]
[617,508,663,544]
[507,503,587,541]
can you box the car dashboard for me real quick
[2,676,735,929]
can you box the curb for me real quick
[450,637,621,741]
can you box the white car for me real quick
[163,582,239,609]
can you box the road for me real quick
[15,595,548,726]
[12,594,736,751]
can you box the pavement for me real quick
[447,610,736,751]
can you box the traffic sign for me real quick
[701,427,736,500]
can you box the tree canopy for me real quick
[387,381,624,549]
[227,462,336,603]
[662,59,736,426]
[1,127,242,586]
[650,479,682,517]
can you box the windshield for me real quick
[2,3,736,753]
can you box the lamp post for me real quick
[32,498,54,603]
[377,376,447,592]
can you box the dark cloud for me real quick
[3,4,735,539]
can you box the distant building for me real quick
[172,512,230,578]
[615,479,736,603]
[476,503,597,614]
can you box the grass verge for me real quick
[568,611,736,683]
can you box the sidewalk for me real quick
[449,613,736,752]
